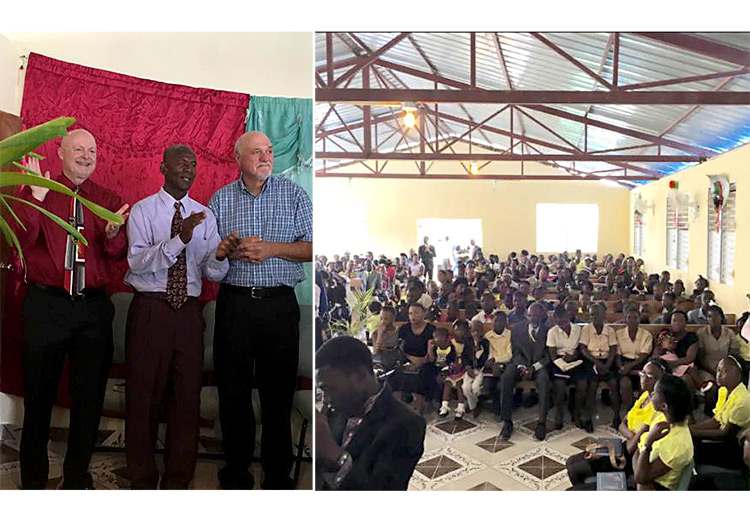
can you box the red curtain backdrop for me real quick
[0,52,249,397]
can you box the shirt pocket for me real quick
[262,209,295,243]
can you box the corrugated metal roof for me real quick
[315,32,750,182]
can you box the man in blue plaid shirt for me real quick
[208,131,312,490]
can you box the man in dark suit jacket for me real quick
[315,336,426,490]
[498,302,551,441]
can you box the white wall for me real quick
[2,32,313,112]
[0,33,21,114]
[0,32,312,425]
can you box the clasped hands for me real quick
[176,212,273,264]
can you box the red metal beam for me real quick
[621,68,749,91]
[363,66,372,154]
[315,171,658,181]
[521,104,715,156]
[334,33,410,87]
[438,105,509,153]
[531,32,613,90]
[316,152,699,162]
[315,87,750,105]
[326,33,334,86]
[613,33,620,88]
[633,33,750,67]
[470,32,477,88]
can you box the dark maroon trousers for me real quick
[125,293,204,489]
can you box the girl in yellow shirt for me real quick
[689,356,750,470]
[565,357,670,489]
[633,374,694,490]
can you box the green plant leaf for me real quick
[0,172,124,224]
[0,192,26,231]
[4,194,88,246]
[0,216,25,269]
[27,152,44,160]
[0,117,75,168]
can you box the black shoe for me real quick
[513,389,523,406]
[534,421,546,441]
[582,419,594,433]
[218,467,254,490]
[60,472,94,490]
[261,476,295,490]
[500,420,514,441]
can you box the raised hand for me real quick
[216,230,241,261]
[645,421,671,448]
[25,157,51,202]
[179,211,206,244]
[105,204,129,239]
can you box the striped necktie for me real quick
[63,188,85,295]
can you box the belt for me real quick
[223,283,294,299]
[135,291,199,301]
[34,283,107,301]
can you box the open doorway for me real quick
[417,218,483,271]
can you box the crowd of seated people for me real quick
[315,248,750,490]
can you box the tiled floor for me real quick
[0,416,312,490]
[408,396,624,491]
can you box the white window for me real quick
[536,204,599,253]
[633,211,644,257]
[707,183,736,285]
[666,194,689,270]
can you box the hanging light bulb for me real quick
[403,111,416,128]
[469,162,479,176]
[401,102,417,128]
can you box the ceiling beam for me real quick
[621,67,749,90]
[521,104,716,156]
[633,33,750,67]
[316,152,700,162]
[333,33,411,87]
[315,171,657,181]
[531,33,613,90]
[315,87,750,105]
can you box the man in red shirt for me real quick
[11,129,129,489]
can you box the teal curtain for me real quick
[246,96,313,305]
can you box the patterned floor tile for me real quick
[434,418,477,435]
[495,446,572,491]
[517,454,566,480]
[475,435,516,454]
[0,444,19,464]
[409,446,485,491]
[468,481,502,491]
[415,455,462,480]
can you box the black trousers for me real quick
[214,284,300,486]
[20,284,114,489]
[499,365,550,422]
[424,263,434,282]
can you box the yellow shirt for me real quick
[580,323,617,360]
[626,391,657,433]
[639,423,693,491]
[738,335,750,361]
[453,341,465,357]
[714,383,750,430]
[485,329,512,364]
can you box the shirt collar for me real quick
[57,173,93,195]
[157,187,191,212]
[237,173,274,197]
